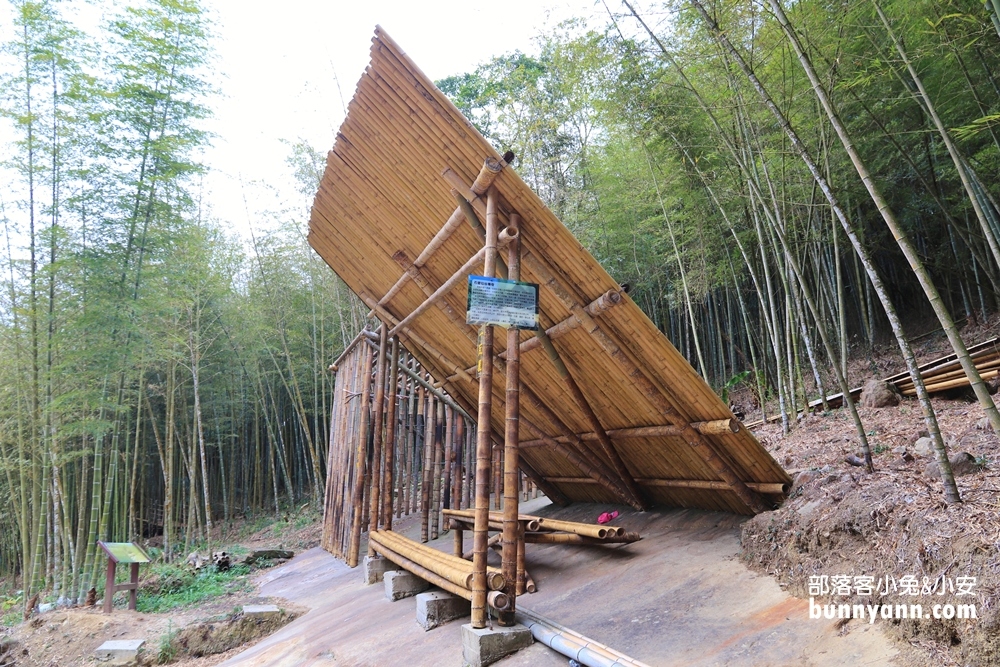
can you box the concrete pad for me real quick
[461,623,532,667]
[95,639,144,663]
[384,570,430,601]
[363,555,399,585]
[416,590,470,630]
[243,604,281,619]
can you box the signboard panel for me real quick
[466,275,539,330]
[98,542,151,564]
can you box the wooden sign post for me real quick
[98,541,151,614]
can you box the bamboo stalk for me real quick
[382,337,399,530]
[501,211,522,626]
[372,530,505,590]
[524,533,641,545]
[367,326,390,557]
[347,346,375,568]
[471,185,499,628]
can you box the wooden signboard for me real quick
[98,541,151,614]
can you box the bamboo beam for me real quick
[387,247,486,338]
[524,533,641,545]
[329,328,378,372]
[542,477,789,495]
[370,157,507,316]
[519,419,741,447]
[516,457,570,506]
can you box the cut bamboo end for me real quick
[487,590,511,611]
[469,157,505,196]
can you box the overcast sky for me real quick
[204,0,607,237]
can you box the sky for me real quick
[202,0,607,238]
[0,0,614,242]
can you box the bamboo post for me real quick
[516,525,526,596]
[452,417,464,510]
[500,212,522,626]
[420,391,435,542]
[382,337,399,530]
[431,399,444,540]
[443,405,454,514]
[347,344,375,567]
[453,520,464,558]
[471,185,499,628]
[367,326,390,557]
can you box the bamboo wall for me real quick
[321,331,539,564]
[310,26,791,518]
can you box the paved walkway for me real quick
[221,500,897,666]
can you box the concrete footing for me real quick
[242,604,281,619]
[384,570,430,601]
[95,639,145,664]
[461,623,532,667]
[415,590,470,630]
[363,555,399,585]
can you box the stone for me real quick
[792,469,819,491]
[363,555,400,585]
[909,429,930,444]
[860,379,900,408]
[416,590,470,631]
[925,452,982,479]
[95,639,144,664]
[461,622,532,667]
[242,604,281,619]
[384,570,430,601]
[797,499,824,518]
[913,437,934,457]
[37,603,53,614]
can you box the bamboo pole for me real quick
[420,392,434,543]
[347,345,374,568]
[471,185,499,628]
[430,399,444,540]
[372,530,505,590]
[541,477,789,495]
[518,419,741,447]
[524,533,641,545]
[501,211,522,626]
[382,337,399,530]
[366,326,389,557]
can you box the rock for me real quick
[892,446,907,454]
[909,429,929,445]
[37,603,53,614]
[976,417,991,430]
[924,452,982,478]
[860,379,900,408]
[797,499,824,517]
[844,455,865,467]
[913,437,934,457]
[792,469,820,491]
[243,549,294,565]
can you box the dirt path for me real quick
[220,498,900,666]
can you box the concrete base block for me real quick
[384,570,430,601]
[416,590,470,630]
[95,639,145,664]
[363,555,399,585]
[461,622,532,667]
[242,604,281,619]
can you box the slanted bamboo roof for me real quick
[308,27,791,515]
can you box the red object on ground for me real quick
[597,510,619,525]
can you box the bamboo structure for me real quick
[308,27,790,521]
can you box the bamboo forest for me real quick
[2,0,1000,624]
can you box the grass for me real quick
[132,563,253,614]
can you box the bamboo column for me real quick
[499,212,522,626]
[471,185,500,628]
[420,391,435,542]
[443,405,454,513]
[347,343,375,567]
[431,399,444,540]
[382,337,399,530]
[367,326,390,557]
[452,416,464,510]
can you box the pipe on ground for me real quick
[515,608,650,667]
